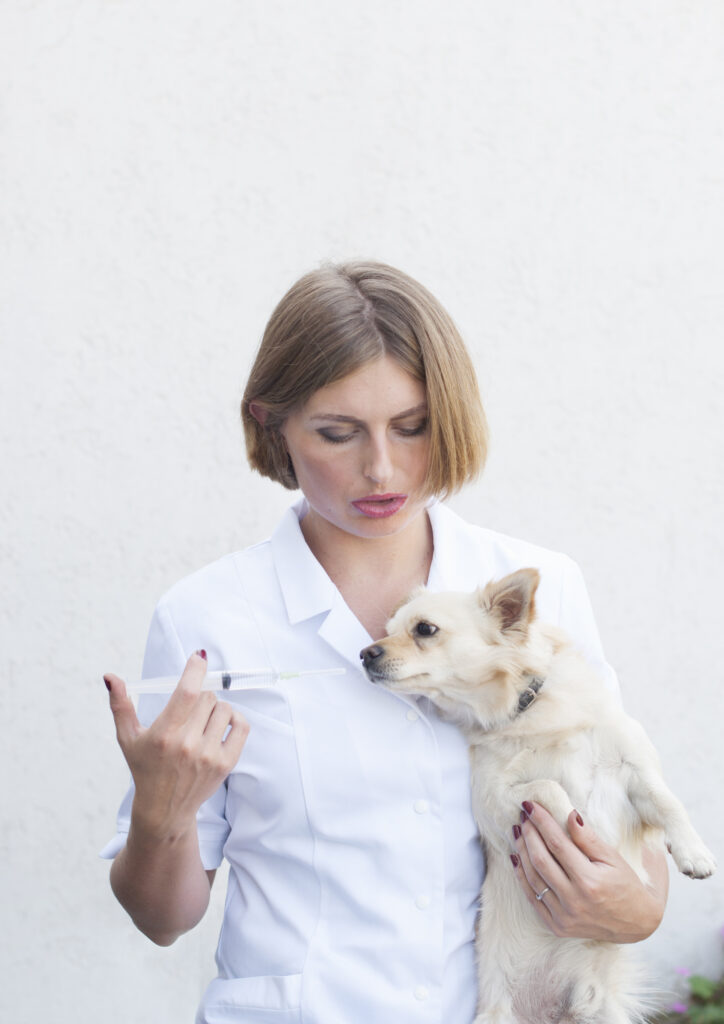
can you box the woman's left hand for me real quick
[512,802,669,943]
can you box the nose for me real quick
[360,644,385,667]
[363,434,394,486]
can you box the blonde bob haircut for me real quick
[241,261,488,499]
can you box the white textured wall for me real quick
[2,2,723,1021]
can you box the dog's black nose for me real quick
[360,644,384,667]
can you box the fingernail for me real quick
[520,810,527,824]
[512,824,522,840]
[522,801,534,817]
[103,676,111,692]
[510,854,520,868]
[195,649,207,661]
[575,811,584,827]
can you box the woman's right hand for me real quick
[104,652,250,843]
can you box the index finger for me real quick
[158,651,209,725]
[104,672,142,748]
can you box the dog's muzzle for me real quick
[360,644,385,678]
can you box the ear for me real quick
[248,400,269,427]
[478,568,540,634]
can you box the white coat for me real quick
[102,499,618,1024]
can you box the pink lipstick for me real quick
[351,493,408,518]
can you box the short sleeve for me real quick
[99,600,231,868]
[557,556,621,702]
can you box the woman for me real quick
[103,261,667,1023]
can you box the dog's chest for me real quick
[470,732,596,820]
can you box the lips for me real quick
[351,494,408,518]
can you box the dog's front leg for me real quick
[511,779,574,832]
[470,747,574,842]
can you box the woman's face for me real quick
[280,355,431,544]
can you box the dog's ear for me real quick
[478,568,540,636]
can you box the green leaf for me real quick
[690,976,718,1001]
[689,1005,724,1023]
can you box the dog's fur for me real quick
[360,568,716,1024]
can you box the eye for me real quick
[396,419,428,437]
[318,429,355,444]
[414,621,438,638]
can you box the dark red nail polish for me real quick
[520,810,527,823]
[510,854,520,868]
[575,812,584,827]
[195,649,207,661]
[104,677,111,692]
[512,824,522,840]
[522,801,534,816]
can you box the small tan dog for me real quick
[360,568,716,1024]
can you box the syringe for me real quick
[126,667,346,696]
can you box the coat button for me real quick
[415,894,431,909]
[406,707,419,721]
[414,985,430,1001]
[413,799,429,814]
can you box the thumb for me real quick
[104,673,141,748]
[567,809,618,865]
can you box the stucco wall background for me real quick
[2,1,723,1021]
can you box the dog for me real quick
[360,568,716,1024]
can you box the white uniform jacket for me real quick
[102,499,618,1024]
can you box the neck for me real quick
[301,508,434,639]
[301,507,433,586]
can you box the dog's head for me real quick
[360,568,541,730]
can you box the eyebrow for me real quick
[309,403,428,425]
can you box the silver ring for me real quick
[535,886,550,901]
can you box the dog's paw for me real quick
[668,838,717,879]
[516,780,574,831]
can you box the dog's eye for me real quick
[414,621,438,637]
